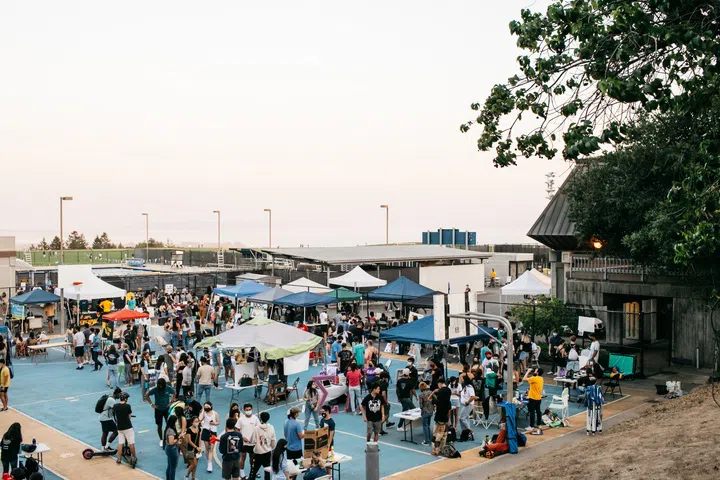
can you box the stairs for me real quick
[24,249,32,265]
[217,250,225,266]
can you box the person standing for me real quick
[200,401,219,473]
[378,372,395,432]
[352,338,365,368]
[396,369,417,430]
[0,358,10,411]
[430,378,452,456]
[361,384,386,442]
[548,329,563,375]
[105,344,120,390]
[406,357,419,389]
[73,327,86,370]
[164,414,180,480]
[269,439,289,480]
[418,382,434,445]
[346,364,363,414]
[99,388,121,450]
[91,330,103,371]
[0,422,22,474]
[184,416,202,480]
[589,334,601,363]
[319,405,335,451]
[238,403,259,480]
[458,375,477,435]
[196,357,215,404]
[283,407,304,463]
[219,418,243,480]
[146,378,176,447]
[490,268,497,287]
[303,381,320,429]
[523,368,544,428]
[112,392,136,465]
[249,411,276,480]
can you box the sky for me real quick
[0,0,569,248]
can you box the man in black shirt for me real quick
[406,357,419,389]
[112,392,136,464]
[377,372,394,432]
[430,378,452,456]
[429,361,443,391]
[338,344,353,373]
[319,405,336,449]
[361,384,386,442]
[219,418,243,480]
[396,369,417,429]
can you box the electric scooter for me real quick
[83,439,136,468]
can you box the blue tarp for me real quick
[366,276,435,301]
[505,403,519,454]
[214,281,270,299]
[273,291,338,307]
[10,289,61,305]
[380,315,497,345]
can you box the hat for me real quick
[289,406,301,416]
[402,368,410,376]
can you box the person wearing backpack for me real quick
[0,357,11,411]
[97,388,121,450]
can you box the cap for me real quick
[402,368,410,376]
[289,406,301,416]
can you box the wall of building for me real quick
[0,237,17,298]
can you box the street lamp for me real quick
[263,209,272,248]
[60,196,73,264]
[213,210,221,251]
[380,205,389,245]
[142,213,149,263]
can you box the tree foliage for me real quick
[136,238,165,248]
[49,236,62,250]
[91,232,116,249]
[510,295,576,339]
[37,237,50,250]
[65,231,88,250]
[462,0,720,166]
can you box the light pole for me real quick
[213,209,221,252]
[263,209,272,248]
[380,205,389,245]
[60,196,73,264]
[142,213,149,262]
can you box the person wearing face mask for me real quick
[237,403,259,480]
[228,403,240,422]
[184,416,202,480]
[249,411,276,480]
[200,401,219,473]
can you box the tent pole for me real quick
[59,288,65,335]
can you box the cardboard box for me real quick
[303,426,329,459]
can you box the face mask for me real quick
[204,407,211,412]
[244,410,252,416]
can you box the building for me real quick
[528,172,715,372]
[0,237,17,299]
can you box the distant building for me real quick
[422,229,476,247]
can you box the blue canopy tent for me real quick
[380,315,497,345]
[274,291,338,324]
[10,290,61,305]
[214,281,270,299]
[366,276,435,301]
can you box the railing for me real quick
[569,254,687,281]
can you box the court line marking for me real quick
[12,385,142,408]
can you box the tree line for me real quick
[31,233,166,250]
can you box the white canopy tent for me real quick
[283,277,330,294]
[329,266,387,288]
[55,265,127,301]
[501,269,551,296]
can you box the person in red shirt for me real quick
[297,319,309,332]
[346,363,363,414]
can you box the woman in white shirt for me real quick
[199,401,219,473]
[458,375,477,434]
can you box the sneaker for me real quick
[421,441,431,446]
[159,440,164,447]
[385,422,395,427]
[379,430,388,435]
[207,463,213,473]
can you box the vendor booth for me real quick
[274,291,337,323]
[366,276,434,302]
[324,287,362,302]
[214,281,270,299]
[8,290,61,333]
[283,277,330,294]
[54,265,127,330]
[329,266,386,288]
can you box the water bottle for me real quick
[32,438,36,445]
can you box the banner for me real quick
[10,303,25,320]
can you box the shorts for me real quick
[433,422,447,444]
[117,428,135,445]
[75,346,85,358]
[286,449,303,461]
[366,420,382,436]
[154,407,169,426]
[100,420,117,434]
[268,375,279,385]
[242,444,255,455]
[221,459,240,479]
[519,351,529,361]
[0,387,8,393]
[201,428,215,442]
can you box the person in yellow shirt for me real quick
[523,367,544,428]
[0,357,11,411]
[99,299,113,313]
[490,269,497,287]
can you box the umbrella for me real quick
[103,309,150,322]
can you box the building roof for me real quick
[527,169,579,251]
[261,245,491,265]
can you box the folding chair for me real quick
[473,397,499,429]
[548,387,569,420]
[603,375,623,398]
[286,377,301,402]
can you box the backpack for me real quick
[24,456,39,474]
[440,444,461,458]
[446,426,457,443]
[95,394,110,414]
[459,429,474,442]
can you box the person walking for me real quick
[146,378,176,447]
[303,381,320,429]
[184,416,202,480]
[112,392,136,465]
[238,403,259,480]
[196,357,214,404]
[0,423,21,474]
[0,358,10,411]
[105,344,120,390]
[219,418,243,480]
[91,329,103,371]
[249,411,276,480]
[200,401,219,473]
[164,414,180,480]
[361,384,387,442]
[99,388,121,451]
[73,327,85,370]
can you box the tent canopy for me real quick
[55,265,127,301]
[248,286,294,304]
[324,287,362,302]
[283,277,330,294]
[10,289,61,305]
[329,266,387,288]
[273,291,337,307]
[366,276,435,301]
[103,309,150,322]
[501,269,551,296]
[200,316,322,359]
[405,291,445,308]
[380,315,497,345]
[214,281,270,299]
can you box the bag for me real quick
[24,457,39,474]
[459,429,474,442]
[440,444,461,458]
[517,431,527,447]
[95,394,110,414]
[565,369,575,380]
[239,375,253,387]
[446,427,457,443]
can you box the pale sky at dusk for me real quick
[0,0,568,248]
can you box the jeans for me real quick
[182,331,189,350]
[255,372,265,398]
[2,458,18,474]
[397,398,415,427]
[421,414,432,443]
[108,365,119,390]
[458,403,474,432]
[165,444,178,480]
[348,386,362,412]
[197,384,212,403]
[304,402,320,429]
[124,363,133,385]
[91,350,103,369]
[528,398,542,427]
[170,332,179,350]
